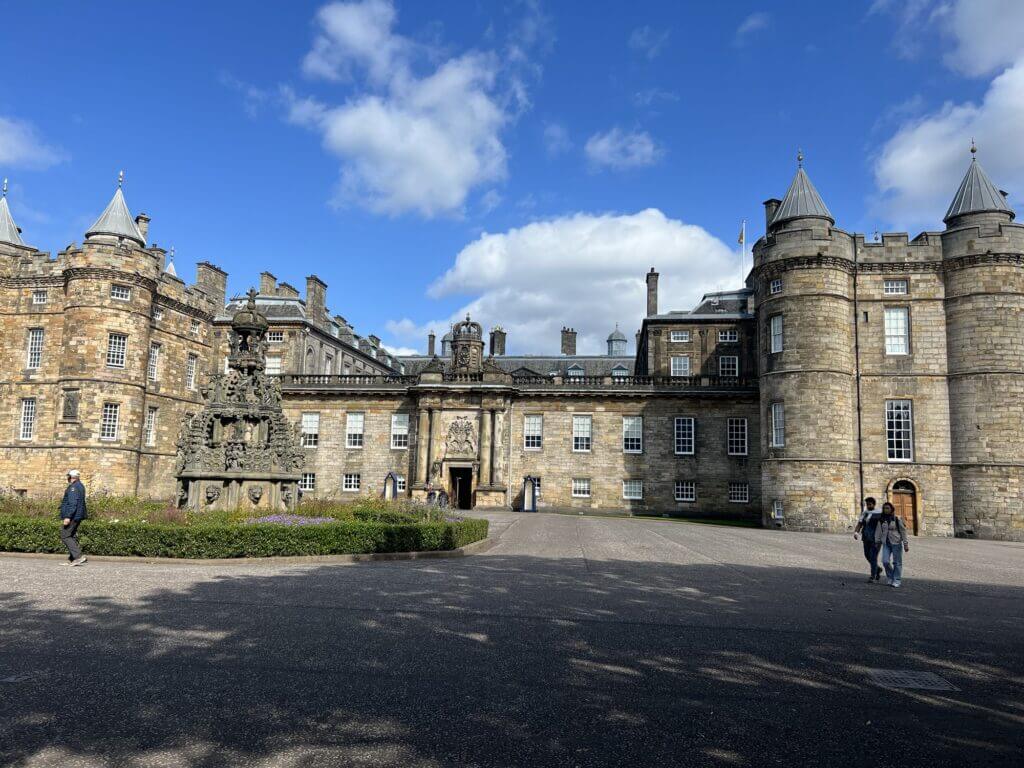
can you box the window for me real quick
[144,406,158,446]
[190,318,201,335]
[147,342,161,382]
[524,415,543,450]
[675,481,696,502]
[719,356,739,377]
[267,331,284,343]
[26,328,44,369]
[769,279,783,295]
[719,329,739,343]
[186,353,198,390]
[772,499,784,519]
[670,355,691,377]
[299,473,316,492]
[572,478,591,498]
[884,307,909,355]
[343,473,361,492]
[770,314,784,353]
[106,333,127,368]
[884,279,909,295]
[19,398,35,440]
[727,418,748,456]
[729,483,750,503]
[533,477,542,498]
[572,415,592,452]
[674,417,695,455]
[770,402,785,448]
[885,400,914,462]
[32,289,47,305]
[670,330,691,342]
[611,367,628,378]
[301,412,320,448]
[152,306,164,321]
[391,413,410,449]
[396,476,407,492]
[110,284,131,301]
[567,366,584,378]
[265,356,282,375]
[622,480,643,500]
[100,402,120,441]
[346,412,364,448]
[622,416,643,453]
[324,354,334,374]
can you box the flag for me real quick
[737,220,745,246]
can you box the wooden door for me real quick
[892,491,916,535]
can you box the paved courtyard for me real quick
[1,512,1022,767]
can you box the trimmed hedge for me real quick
[0,515,489,559]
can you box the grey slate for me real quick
[771,166,833,225]
[86,187,145,245]
[0,195,24,246]
[944,157,1014,223]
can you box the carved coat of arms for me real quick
[444,416,477,456]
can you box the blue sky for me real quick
[2,0,1023,354]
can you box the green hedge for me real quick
[0,515,489,559]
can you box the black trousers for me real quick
[60,519,82,560]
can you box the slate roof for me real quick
[771,166,833,226]
[648,290,753,321]
[944,154,1013,223]
[0,194,24,246]
[399,355,635,377]
[86,187,145,245]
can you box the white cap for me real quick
[67,469,80,478]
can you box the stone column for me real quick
[428,408,440,481]
[415,408,430,485]
[479,409,492,487]
[492,408,506,487]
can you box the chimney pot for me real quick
[428,331,436,357]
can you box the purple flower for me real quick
[246,514,334,527]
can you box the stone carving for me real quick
[248,486,263,505]
[205,486,221,504]
[175,289,302,510]
[445,416,477,456]
[62,389,80,421]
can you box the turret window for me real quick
[147,343,161,382]
[20,398,36,440]
[144,406,158,447]
[100,402,120,441]
[884,307,910,355]
[26,328,44,370]
[32,290,47,305]
[770,315,784,353]
[186,354,198,390]
[111,284,131,301]
[769,279,782,295]
[770,402,785,447]
[106,333,127,368]
[190,319,201,335]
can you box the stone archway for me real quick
[887,478,920,536]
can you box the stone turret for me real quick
[450,314,484,373]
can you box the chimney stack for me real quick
[561,327,577,356]
[427,331,436,357]
[764,198,781,232]
[134,213,150,241]
[259,271,277,295]
[646,268,659,317]
[489,327,506,356]
[305,275,327,323]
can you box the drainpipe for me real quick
[852,235,865,513]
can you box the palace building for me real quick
[1,149,1022,540]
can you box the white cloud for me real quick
[941,0,1024,76]
[634,87,678,108]
[290,0,540,217]
[0,117,65,169]
[383,344,419,357]
[542,121,571,156]
[387,209,739,354]
[628,26,670,60]
[734,12,770,46]
[584,127,662,170]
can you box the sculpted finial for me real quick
[797,148,804,168]
[970,138,977,159]
[2,178,7,197]
[118,169,125,187]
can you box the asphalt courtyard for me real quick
[1,512,1022,768]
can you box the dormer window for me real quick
[111,284,131,301]
[611,366,628,378]
[567,365,584,378]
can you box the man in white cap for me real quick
[59,470,88,566]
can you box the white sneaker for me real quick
[892,580,901,588]
[70,556,88,567]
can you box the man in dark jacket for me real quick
[59,470,88,566]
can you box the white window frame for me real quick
[770,314,783,354]
[566,365,584,378]
[299,473,316,492]
[186,353,198,390]
[265,355,282,375]
[572,414,592,452]
[26,328,44,370]
[190,318,201,335]
[110,284,131,301]
[674,480,696,502]
[32,289,47,305]
[100,402,120,441]
[770,402,785,448]
[729,482,750,503]
[727,418,748,456]
[571,478,591,498]
[144,406,158,447]
[346,412,364,448]
[19,398,36,440]
[769,278,783,295]
[343,473,361,492]
[670,355,691,377]
[883,279,909,295]
[396,476,407,492]
[267,331,284,343]
[885,399,914,462]
[622,416,643,454]
[622,479,643,500]
[718,329,739,343]
[674,416,695,455]
[884,307,910,356]
[147,342,161,382]
[152,306,164,321]
[611,366,629,378]
[301,412,320,448]
[524,414,543,450]
[106,333,127,368]
[772,499,784,519]
[391,413,410,449]
[669,330,691,343]
[719,355,739,377]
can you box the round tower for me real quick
[754,153,859,530]
[941,146,1024,540]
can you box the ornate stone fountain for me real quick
[175,289,303,510]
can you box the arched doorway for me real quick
[890,480,918,535]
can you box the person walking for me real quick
[59,469,88,566]
[874,501,909,588]
[853,496,882,582]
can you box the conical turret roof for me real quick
[0,183,24,246]
[771,159,833,226]
[944,149,1013,224]
[86,184,145,245]
[607,325,627,342]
